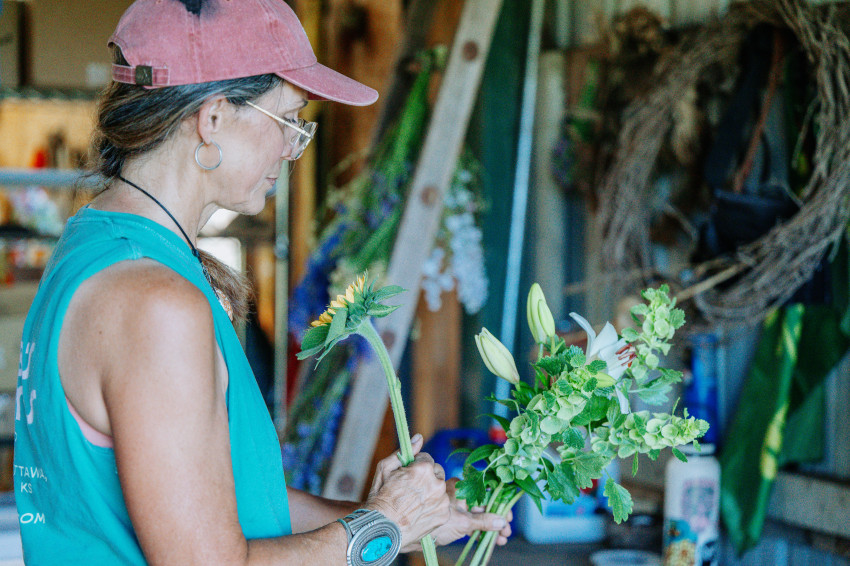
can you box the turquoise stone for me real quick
[361,536,392,562]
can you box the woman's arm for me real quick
[286,487,359,534]
[63,260,449,565]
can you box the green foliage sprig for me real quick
[453,285,708,566]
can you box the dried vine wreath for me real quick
[597,0,850,323]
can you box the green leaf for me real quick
[524,492,544,514]
[526,410,540,434]
[513,385,534,407]
[559,428,585,450]
[659,368,683,383]
[482,413,511,434]
[515,473,545,502]
[534,367,549,389]
[347,302,366,319]
[631,304,649,317]
[454,467,487,507]
[670,308,686,329]
[366,303,400,318]
[316,335,346,362]
[465,444,499,465]
[535,356,565,377]
[587,360,607,374]
[448,447,471,460]
[636,376,675,406]
[672,447,688,463]
[648,449,660,461]
[566,344,583,356]
[573,395,609,426]
[632,455,639,476]
[485,394,521,413]
[372,285,407,302]
[295,343,324,361]
[583,377,598,392]
[300,324,329,353]
[555,379,573,396]
[547,463,580,505]
[573,452,607,489]
[631,412,648,435]
[622,327,640,342]
[325,309,349,345]
[603,478,633,524]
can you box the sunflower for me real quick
[298,274,405,363]
[310,273,367,327]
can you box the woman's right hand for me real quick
[364,433,451,551]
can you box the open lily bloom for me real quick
[570,312,635,414]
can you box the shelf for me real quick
[0,169,100,189]
[769,472,850,540]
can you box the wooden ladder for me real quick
[322,0,505,501]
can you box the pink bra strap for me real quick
[66,397,114,449]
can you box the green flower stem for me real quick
[456,481,505,566]
[460,487,521,566]
[454,531,481,566]
[356,320,438,565]
[468,530,495,566]
[470,492,523,566]
[485,482,505,513]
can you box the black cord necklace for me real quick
[117,175,209,281]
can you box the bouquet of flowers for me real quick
[453,283,709,566]
[297,275,707,566]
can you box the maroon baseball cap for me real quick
[109,0,378,106]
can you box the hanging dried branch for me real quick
[597,8,750,268]
[597,0,850,323]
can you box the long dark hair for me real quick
[91,47,283,322]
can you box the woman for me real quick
[13,0,509,563]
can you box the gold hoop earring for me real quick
[195,141,223,170]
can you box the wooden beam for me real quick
[369,0,441,146]
[768,472,850,540]
[411,290,462,441]
[290,0,323,288]
[323,0,504,501]
[324,0,402,185]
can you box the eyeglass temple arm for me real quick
[245,101,313,138]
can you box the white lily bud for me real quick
[475,328,520,385]
[527,283,556,343]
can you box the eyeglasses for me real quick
[245,100,317,160]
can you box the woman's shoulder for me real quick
[59,257,218,439]
[70,258,214,347]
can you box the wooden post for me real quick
[323,0,504,501]
[290,0,323,288]
[411,290,462,441]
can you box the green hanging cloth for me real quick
[719,303,849,554]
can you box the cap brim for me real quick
[277,63,378,106]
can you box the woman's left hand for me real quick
[429,478,513,547]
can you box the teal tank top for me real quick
[14,207,291,564]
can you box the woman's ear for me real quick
[196,95,229,144]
